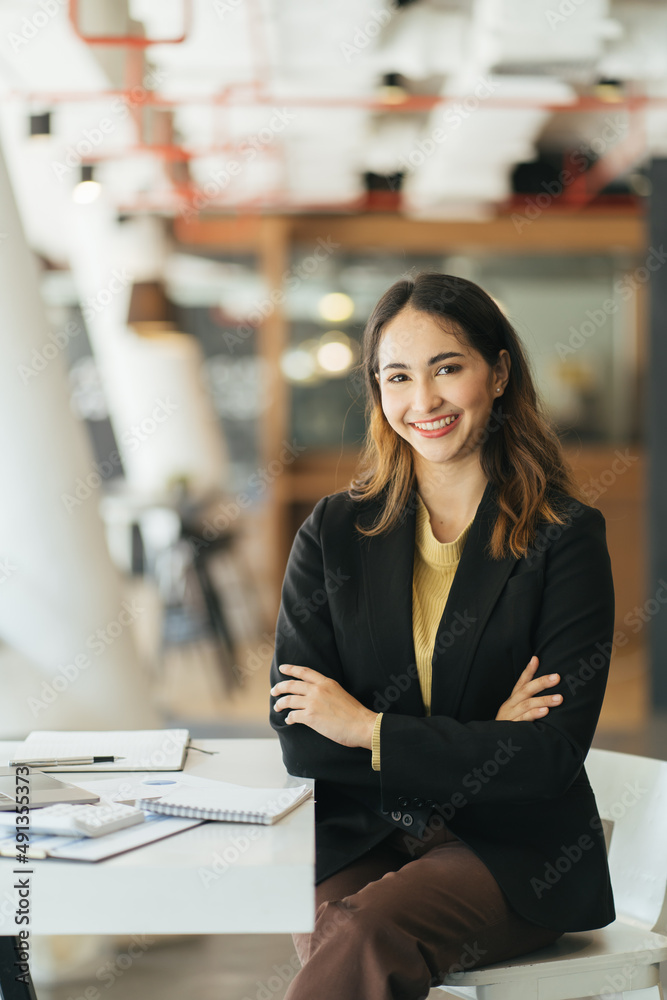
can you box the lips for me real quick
[409,413,461,438]
[412,415,459,430]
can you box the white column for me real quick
[0,136,158,734]
[68,203,227,497]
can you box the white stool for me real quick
[434,748,667,1000]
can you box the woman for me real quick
[269,273,615,1000]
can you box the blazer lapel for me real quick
[430,480,519,716]
[359,481,519,720]
[359,494,425,717]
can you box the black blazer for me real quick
[269,480,616,932]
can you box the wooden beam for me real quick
[257,216,292,607]
[174,210,646,253]
[291,212,646,252]
[173,213,264,250]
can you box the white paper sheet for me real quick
[0,814,201,861]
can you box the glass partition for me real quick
[285,250,640,449]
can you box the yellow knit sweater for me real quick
[371,494,473,770]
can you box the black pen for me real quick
[8,756,126,767]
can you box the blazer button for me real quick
[391,810,402,822]
[398,796,409,807]
[412,798,424,809]
[402,814,414,827]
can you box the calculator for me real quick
[24,802,145,838]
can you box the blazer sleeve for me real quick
[269,496,381,792]
[377,505,615,809]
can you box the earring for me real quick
[496,388,501,393]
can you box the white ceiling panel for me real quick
[0,0,663,236]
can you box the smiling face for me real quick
[375,307,510,477]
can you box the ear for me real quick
[494,349,511,391]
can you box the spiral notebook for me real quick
[138,780,312,825]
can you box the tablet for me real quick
[0,768,100,810]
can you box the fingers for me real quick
[518,655,539,682]
[521,673,561,697]
[524,693,563,713]
[521,705,552,721]
[512,693,563,722]
[274,694,306,713]
[508,656,539,699]
[270,679,307,697]
[271,666,336,723]
[274,688,310,714]
[271,668,315,707]
[278,663,320,680]
[273,665,333,715]
[271,679,309,712]
[512,655,560,698]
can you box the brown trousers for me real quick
[285,822,564,1000]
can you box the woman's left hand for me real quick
[271,664,377,749]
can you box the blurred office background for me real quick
[1,0,667,996]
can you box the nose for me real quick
[411,377,444,416]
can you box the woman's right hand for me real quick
[495,656,563,722]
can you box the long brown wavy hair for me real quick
[349,272,585,559]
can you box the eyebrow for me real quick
[381,351,465,372]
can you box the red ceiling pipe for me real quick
[76,140,284,162]
[68,0,192,46]
[11,90,666,112]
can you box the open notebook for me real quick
[138,780,312,825]
[9,730,190,771]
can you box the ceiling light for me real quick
[378,72,409,105]
[73,165,101,204]
[317,336,354,376]
[280,344,319,383]
[593,80,624,103]
[29,112,51,138]
[318,292,354,323]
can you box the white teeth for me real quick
[413,415,458,430]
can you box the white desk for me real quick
[0,738,315,936]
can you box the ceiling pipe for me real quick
[9,91,667,112]
[33,4,649,216]
[68,140,284,162]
